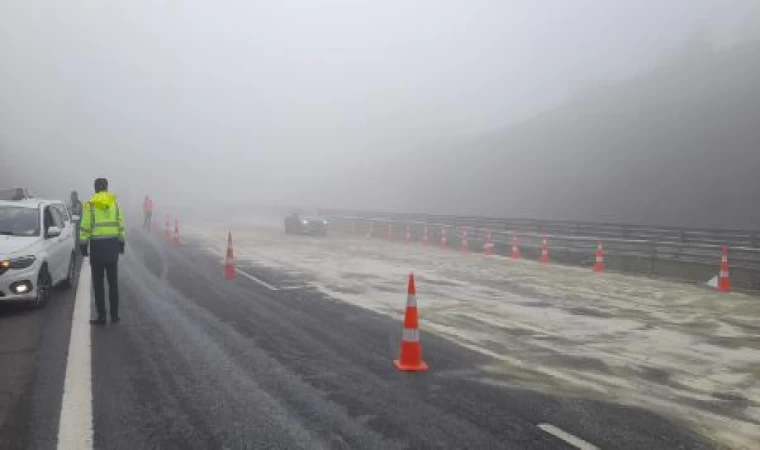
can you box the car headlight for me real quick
[323,220,328,225]
[0,255,36,269]
[302,220,309,225]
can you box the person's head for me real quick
[70,190,79,202]
[94,178,108,193]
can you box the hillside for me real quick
[354,41,760,229]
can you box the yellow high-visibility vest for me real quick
[79,192,125,243]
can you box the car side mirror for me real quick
[47,226,62,238]
[71,215,80,221]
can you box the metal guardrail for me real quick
[323,214,760,291]
[319,209,760,248]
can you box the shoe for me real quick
[90,318,106,326]
[111,316,120,324]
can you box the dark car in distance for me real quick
[284,212,328,236]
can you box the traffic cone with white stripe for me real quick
[593,241,605,272]
[484,229,494,256]
[164,215,171,241]
[460,228,469,252]
[422,225,429,246]
[405,225,412,245]
[173,217,181,247]
[718,245,731,292]
[510,232,521,260]
[540,237,549,265]
[224,232,235,280]
[394,272,428,372]
[440,227,447,250]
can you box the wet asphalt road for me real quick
[0,230,715,449]
[0,262,78,450]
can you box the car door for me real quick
[52,206,72,282]
[44,206,66,283]
[54,204,74,248]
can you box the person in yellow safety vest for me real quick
[79,177,126,325]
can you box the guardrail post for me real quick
[679,228,686,243]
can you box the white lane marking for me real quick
[235,268,278,291]
[538,424,599,450]
[278,285,307,291]
[57,260,93,450]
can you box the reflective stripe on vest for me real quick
[90,234,121,240]
[93,221,120,228]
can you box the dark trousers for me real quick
[91,260,119,319]
[143,211,153,231]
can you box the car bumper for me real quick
[301,224,327,235]
[0,262,40,302]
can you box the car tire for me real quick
[62,253,77,289]
[34,267,51,309]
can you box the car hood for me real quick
[0,236,39,258]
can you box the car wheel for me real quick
[35,267,51,309]
[62,253,77,289]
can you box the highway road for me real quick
[0,227,724,449]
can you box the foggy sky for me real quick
[1,0,757,211]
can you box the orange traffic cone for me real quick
[422,225,429,246]
[405,225,411,245]
[394,272,428,372]
[440,227,447,250]
[510,232,521,260]
[484,229,493,256]
[593,241,605,272]
[460,228,469,252]
[173,218,181,247]
[224,232,235,280]
[540,237,549,265]
[164,215,171,241]
[718,245,731,292]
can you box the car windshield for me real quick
[0,206,40,237]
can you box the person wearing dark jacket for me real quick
[79,178,125,325]
[69,190,83,245]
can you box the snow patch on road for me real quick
[183,222,760,449]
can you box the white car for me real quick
[0,199,78,308]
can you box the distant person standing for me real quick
[80,178,125,325]
[69,190,83,245]
[69,190,83,217]
[142,194,154,231]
